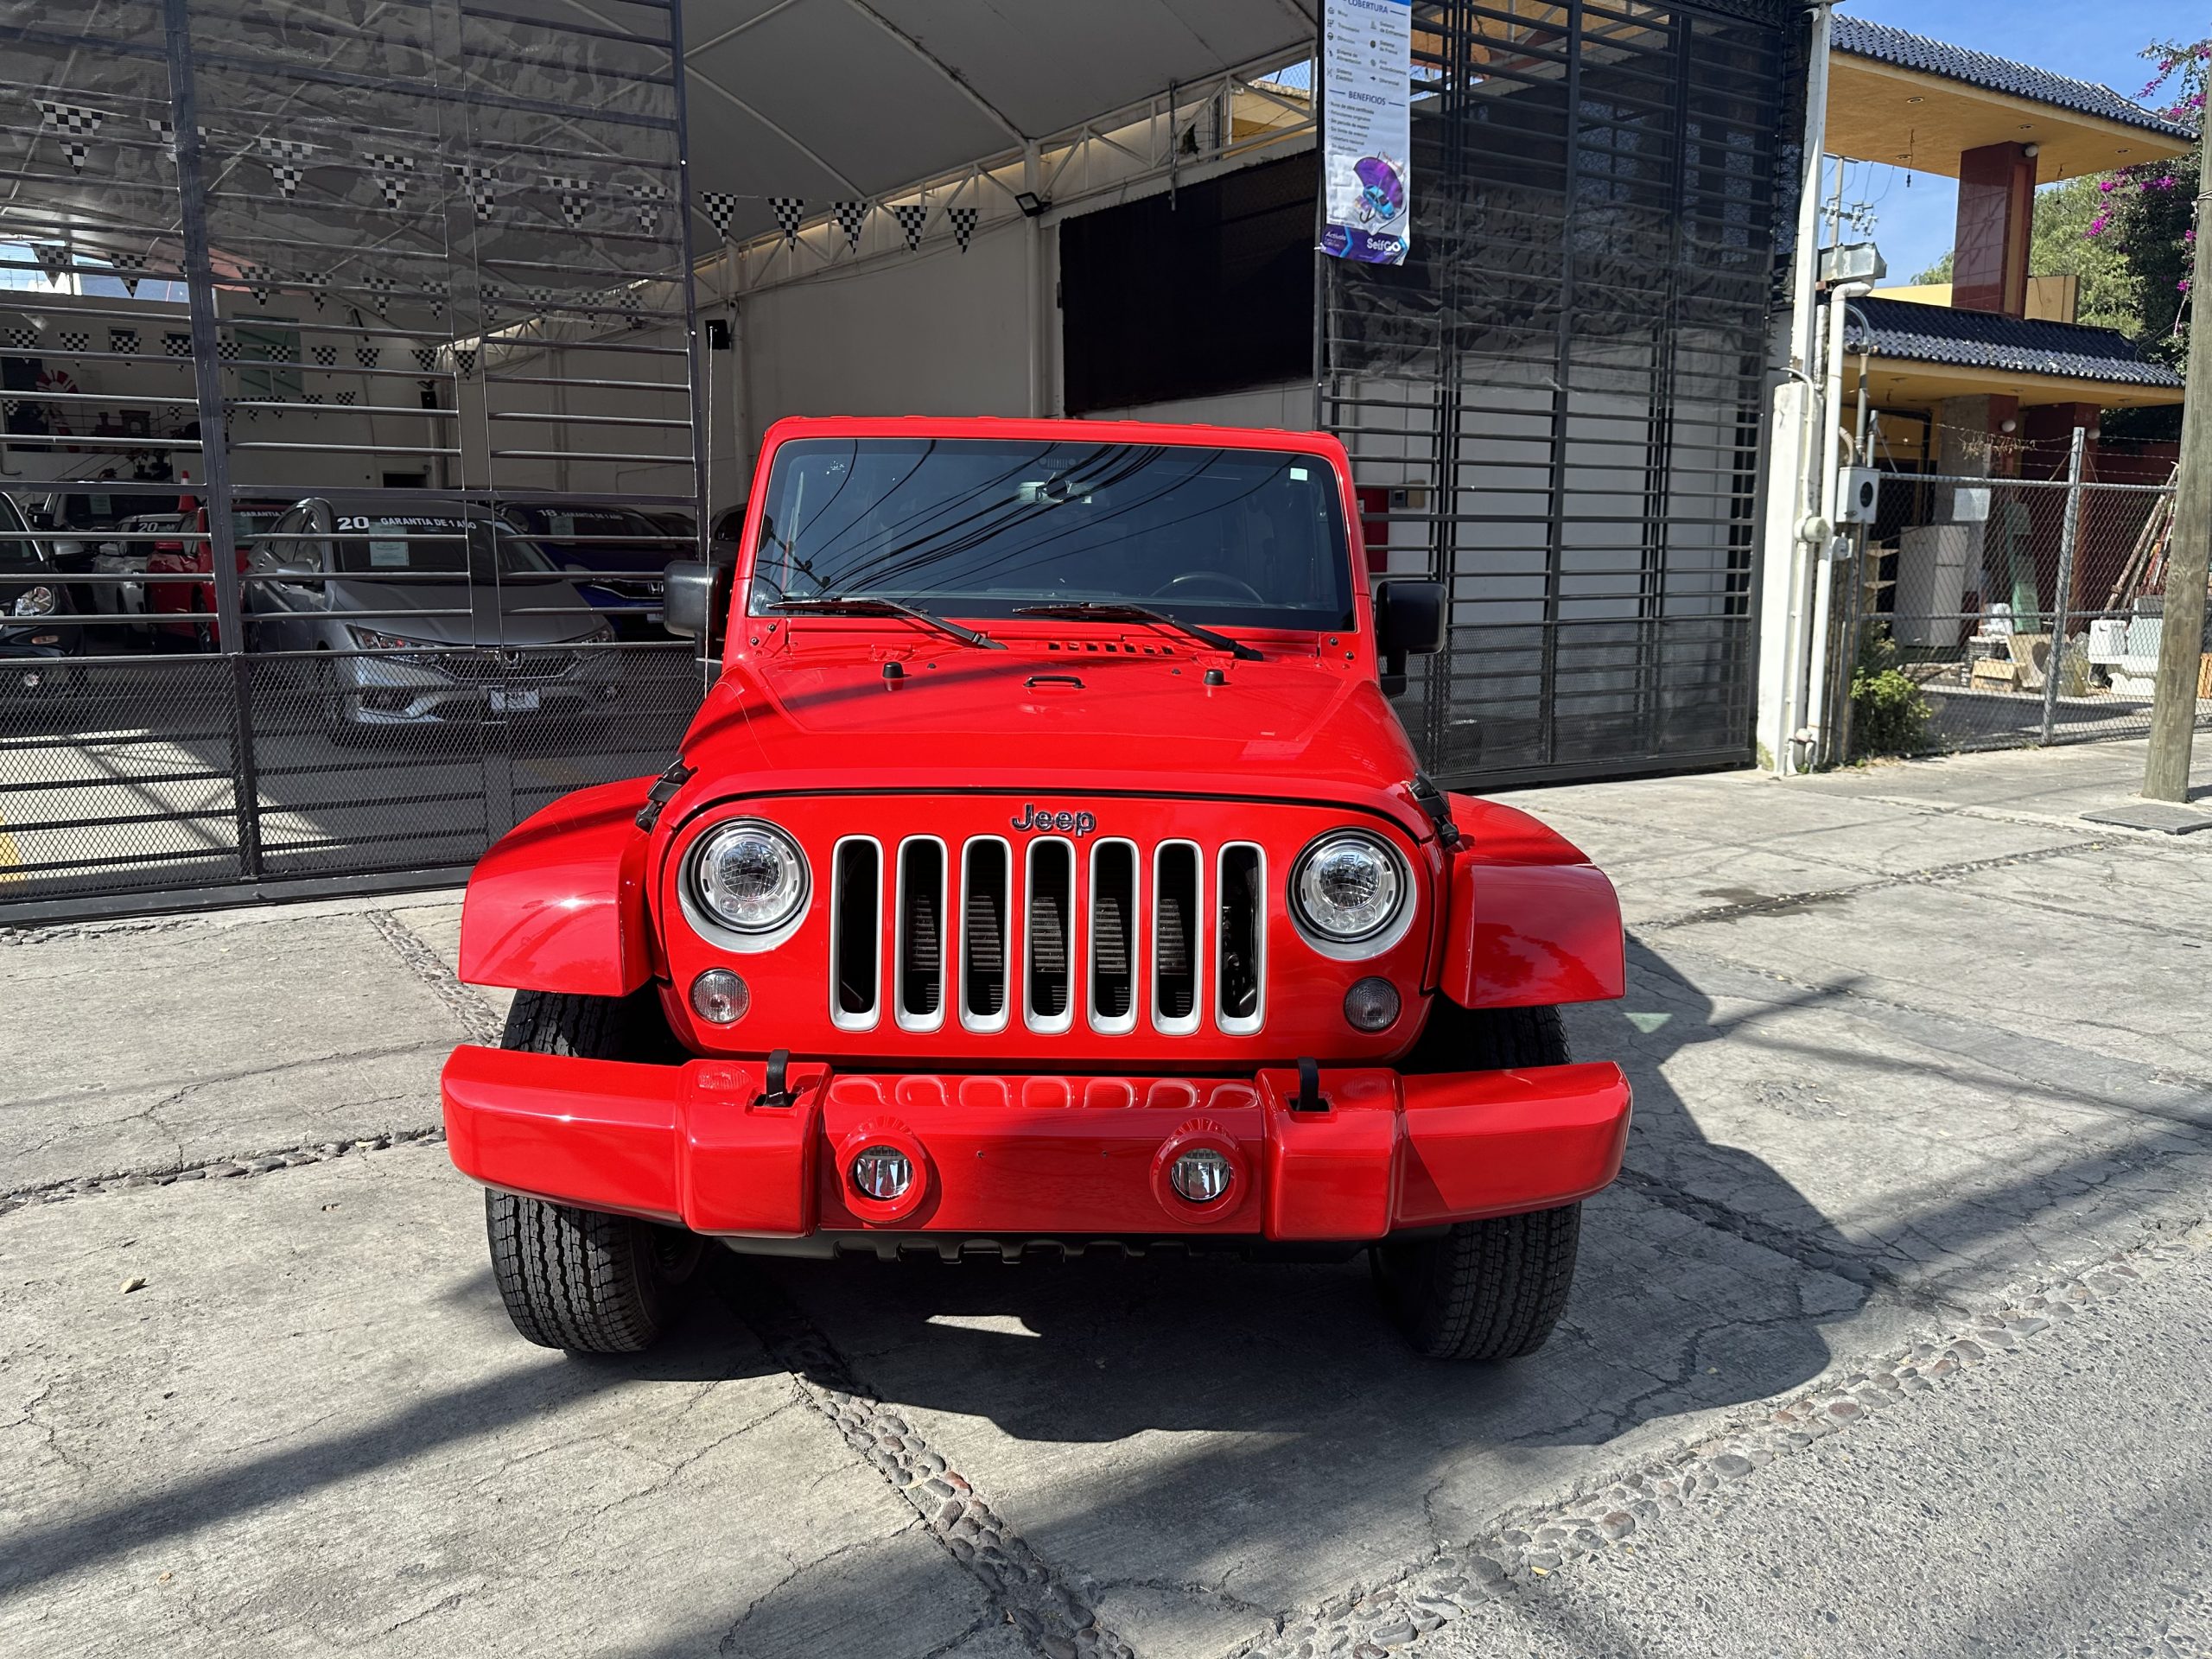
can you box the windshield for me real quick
[329,515,557,576]
[747,439,1354,631]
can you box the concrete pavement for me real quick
[2,738,2207,1657]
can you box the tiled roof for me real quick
[1831,16,2197,140]
[1842,296,2185,388]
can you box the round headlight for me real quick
[12,585,55,618]
[690,819,809,934]
[1291,831,1407,945]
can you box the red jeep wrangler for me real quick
[443,418,1629,1360]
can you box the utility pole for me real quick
[2144,123,2212,803]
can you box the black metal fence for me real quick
[1325,0,1799,788]
[1,0,707,918]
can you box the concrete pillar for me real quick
[1953,143,2036,317]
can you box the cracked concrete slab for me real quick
[0,910,482,1192]
[0,1142,996,1659]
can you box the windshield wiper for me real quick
[1014,601,1262,661]
[769,594,1006,650]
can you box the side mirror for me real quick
[663,558,732,651]
[1373,578,1444,697]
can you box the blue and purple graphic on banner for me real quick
[1319,0,1412,266]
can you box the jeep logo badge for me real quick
[1010,804,1096,836]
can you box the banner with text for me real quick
[1319,0,1412,265]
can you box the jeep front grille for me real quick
[829,833,1268,1038]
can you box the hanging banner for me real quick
[1319,0,1413,265]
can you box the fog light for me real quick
[690,968,749,1024]
[1343,976,1401,1032]
[1168,1147,1232,1204]
[850,1145,913,1201]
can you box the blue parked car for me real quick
[497,503,690,634]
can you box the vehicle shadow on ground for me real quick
[742,937,1866,1451]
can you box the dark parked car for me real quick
[0,492,85,692]
[497,503,690,632]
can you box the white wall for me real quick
[733,219,1031,440]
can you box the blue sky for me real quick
[1832,1,2190,281]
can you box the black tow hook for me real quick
[1293,1056,1329,1113]
[757,1048,793,1108]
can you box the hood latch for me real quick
[634,758,696,831]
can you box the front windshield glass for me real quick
[747,438,1353,630]
[329,514,556,576]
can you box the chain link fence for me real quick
[1841,463,2191,760]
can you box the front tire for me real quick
[484,989,702,1354]
[1374,1003,1584,1359]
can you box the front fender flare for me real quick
[459,776,658,996]
[1434,794,1624,1008]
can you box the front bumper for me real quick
[441,1048,1630,1242]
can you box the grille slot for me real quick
[896,837,946,1030]
[830,837,880,1029]
[1217,843,1264,1033]
[961,838,1010,1029]
[1088,839,1138,1033]
[1024,838,1076,1033]
[1153,841,1201,1034]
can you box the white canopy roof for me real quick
[673,0,1318,240]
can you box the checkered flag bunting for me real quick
[238,264,278,304]
[359,274,400,316]
[110,251,146,297]
[146,118,207,155]
[4,329,36,352]
[625,181,670,234]
[833,200,867,252]
[163,333,192,358]
[356,345,380,368]
[257,137,315,198]
[445,162,500,217]
[110,328,137,355]
[58,331,89,353]
[216,336,243,362]
[893,203,928,251]
[412,347,438,372]
[947,206,978,253]
[312,344,337,366]
[36,101,105,172]
[335,391,356,406]
[33,245,68,286]
[543,174,593,228]
[365,151,416,209]
[454,348,478,377]
[698,191,740,239]
[767,197,806,245]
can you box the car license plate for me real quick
[489,688,540,713]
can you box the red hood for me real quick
[664,626,1429,836]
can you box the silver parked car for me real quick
[244,495,619,731]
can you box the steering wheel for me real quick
[1151,571,1265,603]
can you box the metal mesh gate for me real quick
[1325,0,1799,788]
[1,0,706,918]
[1844,466,2190,758]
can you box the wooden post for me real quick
[2144,133,2212,803]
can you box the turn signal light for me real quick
[1343,976,1401,1032]
[690,969,750,1024]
